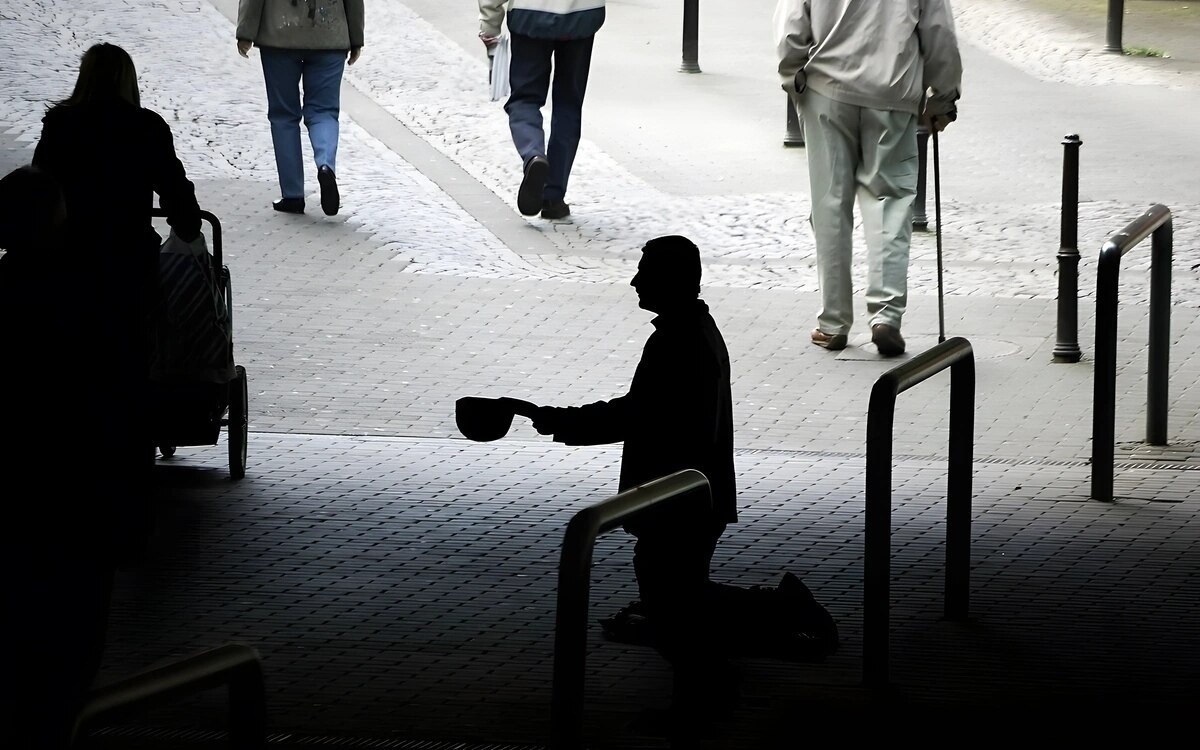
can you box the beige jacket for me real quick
[237,0,364,50]
[773,0,961,116]
[478,0,509,39]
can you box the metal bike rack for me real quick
[72,643,266,748]
[1091,204,1173,502]
[864,338,974,689]
[551,469,711,750]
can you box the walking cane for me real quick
[933,128,945,344]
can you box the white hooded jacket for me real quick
[479,0,605,41]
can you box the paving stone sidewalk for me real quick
[93,434,1200,747]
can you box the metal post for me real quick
[551,514,593,750]
[1147,221,1173,445]
[1106,0,1126,53]
[73,644,267,749]
[551,471,710,749]
[1090,204,1172,501]
[913,126,930,230]
[228,659,267,748]
[864,338,974,689]
[946,356,974,621]
[1054,135,1083,363]
[681,0,700,73]
[1092,244,1120,502]
[784,95,805,147]
[864,386,895,689]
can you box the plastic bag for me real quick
[150,231,235,384]
[490,34,511,102]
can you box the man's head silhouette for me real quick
[631,235,702,313]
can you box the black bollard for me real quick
[913,127,930,231]
[1054,134,1083,363]
[681,0,700,73]
[1105,0,1125,53]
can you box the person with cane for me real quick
[774,0,962,356]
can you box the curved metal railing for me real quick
[865,337,975,688]
[72,643,266,748]
[552,469,711,749]
[1091,204,1173,502]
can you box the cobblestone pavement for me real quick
[5,0,1199,300]
[98,434,1200,746]
[1,0,1199,746]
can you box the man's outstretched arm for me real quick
[529,397,630,446]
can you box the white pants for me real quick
[799,89,918,335]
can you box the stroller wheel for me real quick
[160,446,177,459]
[229,365,248,480]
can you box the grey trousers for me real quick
[799,89,918,334]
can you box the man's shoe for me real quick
[599,600,656,647]
[517,155,549,216]
[540,199,570,220]
[272,197,305,214]
[810,328,847,351]
[871,323,906,356]
[779,571,839,653]
[318,165,339,216]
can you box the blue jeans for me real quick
[259,47,345,200]
[505,33,594,202]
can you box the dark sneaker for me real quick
[541,199,570,220]
[318,165,339,216]
[811,328,848,351]
[272,197,305,214]
[871,323,906,356]
[599,600,656,647]
[779,571,839,654]
[517,155,549,216]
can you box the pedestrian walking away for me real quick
[32,42,202,559]
[478,0,605,221]
[237,0,365,216]
[774,0,962,356]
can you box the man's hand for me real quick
[921,109,957,133]
[348,47,362,66]
[237,39,252,58]
[531,406,562,436]
[479,32,499,49]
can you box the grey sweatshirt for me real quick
[237,0,364,51]
[774,0,961,116]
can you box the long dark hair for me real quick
[53,43,141,109]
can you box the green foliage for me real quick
[1123,45,1168,57]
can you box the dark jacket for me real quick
[237,0,365,51]
[0,249,123,558]
[31,97,200,542]
[33,97,201,257]
[545,299,737,527]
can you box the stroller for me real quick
[149,208,248,479]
